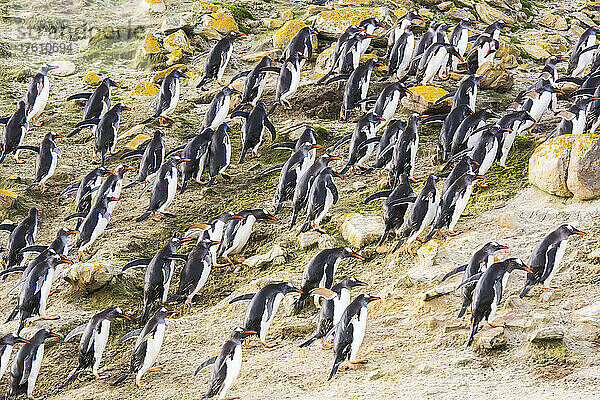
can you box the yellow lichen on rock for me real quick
[152,64,188,82]
[166,49,183,65]
[273,20,317,50]
[194,1,220,13]
[203,9,239,33]
[126,133,152,150]
[314,7,388,34]
[164,29,191,53]
[263,18,284,29]
[409,85,449,102]
[474,2,515,25]
[142,33,161,54]
[282,10,294,20]
[130,81,160,97]
[84,72,100,84]
[529,134,577,197]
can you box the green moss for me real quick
[25,15,68,34]
[528,341,572,365]
[221,4,255,21]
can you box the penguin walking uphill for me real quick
[449,18,479,71]
[387,10,424,56]
[266,51,308,114]
[113,307,178,387]
[136,156,190,222]
[520,224,586,298]
[458,258,532,346]
[194,327,256,400]
[546,95,600,140]
[174,127,213,194]
[121,237,191,323]
[294,247,364,314]
[122,129,165,189]
[327,294,380,380]
[415,43,463,85]
[196,31,246,89]
[63,306,132,385]
[202,85,241,130]
[384,24,416,81]
[298,166,343,234]
[0,334,29,380]
[218,209,278,264]
[92,164,134,213]
[23,63,57,126]
[67,77,121,122]
[319,25,364,84]
[229,55,273,109]
[333,58,383,120]
[229,282,303,347]
[142,68,189,125]
[567,27,600,78]
[18,131,63,192]
[389,113,420,183]
[282,26,316,66]
[359,119,406,176]
[231,101,276,163]
[300,277,368,349]
[61,166,111,214]
[365,81,412,128]
[333,112,385,174]
[0,207,38,269]
[442,241,509,318]
[5,329,61,400]
[185,211,239,265]
[207,123,232,186]
[0,101,28,164]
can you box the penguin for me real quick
[401,22,440,80]
[335,59,383,120]
[387,10,424,56]
[197,31,246,89]
[19,227,78,263]
[384,25,415,80]
[137,156,190,222]
[5,329,61,399]
[194,327,255,400]
[271,126,318,154]
[69,103,131,165]
[330,31,375,80]
[282,26,315,65]
[441,241,509,318]
[434,21,450,44]
[471,19,513,43]
[185,212,239,265]
[207,123,232,186]
[356,18,386,56]
[63,306,132,385]
[389,113,419,182]
[567,27,600,78]
[273,142,320,215]
[393,174,443,252]
[122,130,165,189]
[229,282,303,347]
[122,237,191,323]
[24,64,57,126]
[546,96,600,140]
[586,85,600,134]
[327,294,380,380]
[0,207,38,269]
[290,154,341,227]
[113,307,178,387]
[334,112,384,174]
[17,131,63,192]
[365,82,412,129]
[424,172,484,240]
[450,109,500,157]
[230,55,273,109]
[441,156,480,193]
[520,224,586,298]
[358,119,406,177]
[415,43,463,85]
[537,55,569,86]
[293,247,364,314]
[495,112,536,167]
[0,101,28,164]
[92,164,134,213]
[61,166,111,214]
[202,86,241,130]
[300,277,368,349]
[449,18,479,71]
[67,77,121,121]
[460,258,532,346]
[142,68,189,124]
[298,167,342,234]
[167,238,221,306]
[175,128,213,194]
[318,26,365,84]
[267,51,307,113]
[6,252,73,334]
[218,209,278,264]
[508,86,557,136]
[231,102,276,163]
[466,35,499,73]
[0,334,28,380]
[463,125,505,175]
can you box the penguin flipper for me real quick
[271,142,295,150]
[0,223,17,232]
[194,356,217,376]
[259,162,285,175]
[257,66,281,74]
[420,114,447,124]
[355,95,378,105]
[111,371,130,386]
[18,245,47,255]
[66,93,92,101]
[20,352,33,386]
[0,266,26,279]
[441,264,467,282]
[16,145,39,153]
[455,272,483,291]
[324,74,350,85]
[494,279,503,307]
[555,77,584,84]
[229,293,256,303]
[229,70,250,84]
[60,181,80,196]
[167,254,188,261]
[331,134,352,152]
[434,92,454,105]
[386,195,417,207]
[64,212,87,221]
[64,324,88,342]
[299,335,319,348]
[138,181,154,200]
[118,328,143,344]
[364,190,392,204]
[75,118,101,128]
[0,116,9,124]
[121,258,152,272]
[356,136,382,151]
[230,111,249,120]
[265,117,277,140]
[120,148,145,159]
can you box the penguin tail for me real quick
[16,312,29,335]
[136,211,151,222]
[519,284,533,299]
[139,115,157,125]
[293,296,305,315]
[268,102,279,115]
[328,362,340,381]
[5,306,18,324]
[196,76,208,89]
[391,237,405,253]
[466,316,481,347]
[25,182,38,191]
[299,335,318,348]
[140,304,152,323]
[290,211,299,228]
[206,176,216,187]
[238,148,248,164]
[111,371,130,386]
[297,221,311,235]
[457,304,468,319]
[179,180,188,195]
[63,369,82,387]
[376,227,390,246]
[423,228,437,242]
[273,201,283,216]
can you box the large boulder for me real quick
[567,134,600,200]
[474,2,515,25]
[163,29,191,53]
[401,85,450,113]
[314,7,389,35]
[538,13,568,31]
[338,213,384,248]
[243,245,286,267]
[202,9,239,33]
[476,61,514,92]
[273,20,317,51]
[62,262,115,293]
[529,135,576,197]
[50,60,76,76]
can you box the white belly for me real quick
[260,293,283,343]
[316,189,334,225]
[0,345,12,379]
[38,271,54,317]
[349,307,367,362]
[478,141,498,175]
[408,194,439,243]
[93,320,111,373]
[158,170,178,212]
[211,97,230,129]
[398,40,415,77]
[189,260,211,301]
[137,323,165,380]
[449,185,474,231]
[545,241,567,286]
[218,48,233,82]
[333,289,351,325]
[162,260,175,303]
[500,130,516,166]
[219,345,242,399]
[28,345,45,396]
[28,77,49,119]
[281,66,300,101]
[163,80,180,117]
[227,216,255,256]
[82,214,110,252]
[40,152,58,184]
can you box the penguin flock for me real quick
[0,6,597,399]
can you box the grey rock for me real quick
[62,262,115,293]
[528,326,564,342]
[338,213,384,248]
[298,232,320,249]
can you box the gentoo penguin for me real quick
[356,18,386,56]
[122,237,191,322]
[441,156,480,193]
[122,130,165,189]
[496,112,536,167]
[0,334,28,380]
[327,31,373,81]
[389,113,419,182]
[450,109,500,157]
[425,172,484,240]
[273,142,320,215]
[387,10,424,56]
[546,96,600,140]
[434,21,450,44]
[300,277,367,349]
[202,86,241,130]
[218,209,278,264]
[336,59,383,120]
[24,64,57,126]
[319,25,364,84]
[92,164,134,213]
[0,207,38,269]
[393,174,443,252]
[18,131,63,192]
[207,123,232,186]
[6,252,73,333]
[137,156,190,222]
[567,27,600,78]
[298,167,342,234]
[449,19,479,71]
[466,35,499,73]
[357,119,404,175]
[458,125,505,175]
[176,128,212,194]
[334,112,384,174]
[142,68,189,124]
[520,224,585,298]
[61,166,111,214]
[290,154,341,227]
[0,101,28,164]
[194,327,255,400]
[442,241,509,318]
[327,294,380,380]
[461,258,532,346]
[586,85,600,133]
[282,26,315,65]
[366,82,412,128]
[293,247,364,314]
[229,282,302,347]
[5,329,61,399]
[197,31,246,89]
[271,126,318,154]
[415,43,463,85]
[471,19,513,43]
[18,227,78,267]
[67,77,121,121]
[365,173,416,246]
[384,25,415,80]
[69,103,131,165]
[401,22,440,80]
[538,55,569,86]
[167,238,221,306]
[266,51,307,113]
[435,104,474,162]
[230,55,273,109]
[185,211,239,264]
[231,102,276,163]
[113,307,178,387]
[63,306,132,385]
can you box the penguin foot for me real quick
[152,212,161,222]
[542,286,561,292]
[350,359,368,365]
[231,256,245,263]
[27,395,43,400]
[135,378,146,387]
[243,339,256,348]
[488,321,505,328]
[221,172,232,180]
[263,341,278,348]
[24,320,32,327]
[160,211,176,217]
[49,289,57,296]
[41,315,60,320]
[147,365,165,373]
[501,165,515,170]
[30,118,43,127]
[221,397,240,400]
[39,183,47,193]
[94,373,108,380]
[320,339,333,350]
[78,374,88,382]
[447,230,460,237]
[14,158,25,164]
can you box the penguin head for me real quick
[341,247,364,261]
[322,154,342,164]
[340,277,368,289]
[31,329,62,344]
[252,208,278,222]
[445,44,464,62]
[48,131,64,141]
[559,224,586,237]
[482,109,501,120]
[58,227,79,238]
[494,20,514,29]
[231,326,256,340]
[114,103,131,113]
[104,78,121,88]
[503,258,533,274]
[546,55,569,66]
[155,307,178,320]
[256,101,268,111]
[216,122,231,135]
[406,10,425,23]
[115,164,135,178]
[97,166,112,176]
[153,129,165,139]
[459,18,479,27]
[170,237,193,248]
[358,18,386,32]
[105,306,132,321]
[170,68,190,80]
[358,293,381,305]
[366,112,385,124]
[200,237,221,248]
[227,31,247,40]
[280,282,303,295]
[0,333,29,346]
[320,166,343,179]
[49,252,74,266]
[484,241,509,254]
[39,63,58,75]
[299,142,321,153]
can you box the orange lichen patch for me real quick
[130,81,160,97]
[84,72,100,84]
[0,189,17,199]
[194,1,220,13]
[151,64,188,82]
[164,30,191,53]
[339,0,372,5]
[204,9,239,33]
[314,7,387,34]
[126,133,152,150]
[166,49,183,65]
[142,33,161,54]
[409,85,449,102]
[282,10,294,20]
[532,134,576,158]
[273,20,318,50]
